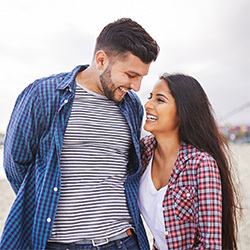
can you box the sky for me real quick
[0,0,249,133]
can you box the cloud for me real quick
[0,0,249,133]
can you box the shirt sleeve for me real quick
[196,154,222,249]
[4,82,44,194]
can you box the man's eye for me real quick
[127,74,136,79]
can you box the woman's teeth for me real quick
[147,115,157,121]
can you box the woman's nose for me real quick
[144,99,153,110]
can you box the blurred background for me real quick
[0,0,249,248]
[0,0,249,135]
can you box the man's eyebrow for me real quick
[126,71,142,76]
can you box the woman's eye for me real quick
[157,98,165,102]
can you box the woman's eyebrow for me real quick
[156,93,168,99]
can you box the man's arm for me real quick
[4,82,44,194]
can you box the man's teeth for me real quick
[119,87,128,93]
[147,115,157,121]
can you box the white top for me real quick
[138,156,168,250]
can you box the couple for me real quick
[1,18,239,250]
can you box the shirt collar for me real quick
[56,65,89,92]
[178,141,199,163]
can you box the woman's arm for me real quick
[196,154,222,249]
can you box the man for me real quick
[0,18,159,250]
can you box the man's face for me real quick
[99,52,150,102]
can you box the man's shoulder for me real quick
[28,65,83,91]
[20,66,82,99]
[37,71,68,83]
[126,90,141,102]
[34,67,77,88]
[122,91,142,111]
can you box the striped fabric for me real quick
[50,84,134,242]
[140,135,222,249]
[1,65,150,250]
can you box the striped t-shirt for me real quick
[49,84,133,242]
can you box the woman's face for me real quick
[144,79,180,137]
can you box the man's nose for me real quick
[130,78,142,92]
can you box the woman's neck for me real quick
[151,133,180,190]
[154,133,180,162]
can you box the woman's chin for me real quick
[143,124,153,134]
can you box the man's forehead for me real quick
[116,59,150,76]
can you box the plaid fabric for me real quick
[0,65,150,250]
[140,135,222,249]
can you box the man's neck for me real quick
[75,65,104,95]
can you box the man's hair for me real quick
[94,18,159,63]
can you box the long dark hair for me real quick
[160,73,241,249]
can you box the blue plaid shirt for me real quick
[0,65,150,250]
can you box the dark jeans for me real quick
[45,234,140,250]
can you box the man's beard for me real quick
[99,66,117,102]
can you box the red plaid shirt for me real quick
[140,135,222,249]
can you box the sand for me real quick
[0,180,15,235]
[232,144,250,249]
[0,144,249,249]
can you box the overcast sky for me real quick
[0,0,249,133]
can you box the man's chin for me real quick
[112,96,123,103]
[105,89,127,102]
[112,92,127,103]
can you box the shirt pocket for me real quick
[173,186,196,222]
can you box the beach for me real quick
[0,144,250,249]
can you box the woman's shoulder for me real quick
[181,142,214,160]
[180,143,218,173]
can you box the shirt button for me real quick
[161,207,165,211]
[186,193,190,198]
[54,187,58,192]
[165,231,168,236]
[64,99,68,103]
[47,218,51,223]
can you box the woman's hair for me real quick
[94,18,159,63]
[160,73,241,250]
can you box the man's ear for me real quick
[95,50,109,70]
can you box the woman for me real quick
[138,73,240,249]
